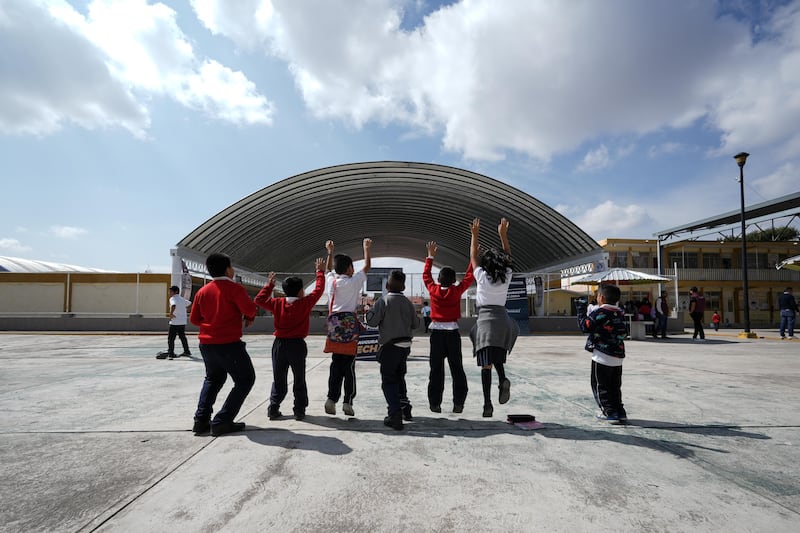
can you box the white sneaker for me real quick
[324,398,336,415]
[343,402,355,416]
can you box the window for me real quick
[705,291,721,311]
[631,251,651,268]
[702,253,721,269]
[746,253,769,268]
[609,251,628,268]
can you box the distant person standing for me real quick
[421,302,432,333]
[778,287,798,340]
[653,290,669,339]
[157,286,192,359]
[689,286,706,341]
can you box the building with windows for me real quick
[595,238,800,327]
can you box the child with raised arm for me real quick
[366,270,420,430]
[423,240,474,414]
[468,218,518,418]
[576,283,628,424]
[255,257,326,421]
[324,238,372,417]
[190,253,258,436]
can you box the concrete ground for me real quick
[1,329,799,533]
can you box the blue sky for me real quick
[1,0,799,273]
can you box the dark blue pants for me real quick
[194,341,255,424]
[327,354,356,404]
[655,313,667,337]
[168,324,190,354]
[591,360,625,418]
[380,344,410,417]
[428,329,468,407]
[270,338,308,411]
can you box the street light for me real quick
[734,152,757,338]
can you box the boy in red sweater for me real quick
[423,241,475,414]
[256,258,326,421]
[190,253,258,437]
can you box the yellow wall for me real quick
[71,282,167,314]
[0,283,65,312]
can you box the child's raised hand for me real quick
[315,258,324,271]
[325,240,335,253]
[498,217,509,236]
[363,238,372,249]
[268,272,276,284]
[471,218,481,234]
[426,241,438,257]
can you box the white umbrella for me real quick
[573,268,671,286]
[776,254,800,272]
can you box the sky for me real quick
[1,0,799,274]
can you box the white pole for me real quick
[673,262,679,316]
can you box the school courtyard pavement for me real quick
[1,328,799,533]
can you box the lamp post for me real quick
[734,152,756,338]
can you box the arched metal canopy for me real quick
[176,162,601,274]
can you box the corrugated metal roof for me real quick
[0,256,116,273]
[176,161,603,273]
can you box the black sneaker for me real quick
[192,419,210,435]
[499,379,511,404]
[293,409,305,421]
[430,404,442,413]
[180,351,192,357]
[453,404,464,414]
[211,421,246,436]
[156,351,172,360]
[268,406,283,420]
[401,404,413,421]
[383,415,404,430]
[483,404,494,418]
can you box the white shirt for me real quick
[327,271,367,312]
[474,267,513,307]
[169,295,192,325]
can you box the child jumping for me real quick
[423,240,474,414]
[366,270,420,430]
[255,257,326,421]
[577,283,628,424]
[468,217,518,418]
[324,238,372,417]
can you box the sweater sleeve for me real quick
[254,283,276,312]
[454,262,475,296]
[365,297,385,327]
[236,285,258,319]
[422,256,435,290]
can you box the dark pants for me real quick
[194,341,255,424]
[780,312,795,338]
[380,343,411,417]
[591,360,625,418]
[327,353,356,404]
[168,324,190,354]
[428,329,468,407]
[691,312,705,339]
[269,338,308,411]
[654,313,667,338]
[423,317,431,332]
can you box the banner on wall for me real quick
[506,274,530,334]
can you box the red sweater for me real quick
[255,271,325,338]
[190,278,258,345]
[423,258,475,322]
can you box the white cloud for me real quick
[0,0,272,137]
[576,145,610,172]
[0,238,31,252]
[573,201,654,239]
[752,162,800,198]
[50,225,88,239]
[190,0,800,163]
[0,0,148,136]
